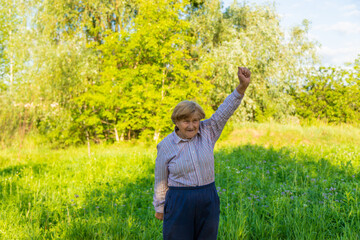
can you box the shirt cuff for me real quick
[233,89,244,99]
[155,205,164,214]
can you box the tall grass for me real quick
[0,123,359,239]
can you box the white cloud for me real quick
[341,4,360,16]
[347,9,360,16]
[323,21,360,34]
[318,45,360,65]
[341,4,357,11]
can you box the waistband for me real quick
[169,182,215,190]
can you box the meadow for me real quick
[0,123,359,239]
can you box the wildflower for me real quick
[50,102,59,108]
[281,192,285,195]
[75,194,79,198]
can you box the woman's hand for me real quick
[236,67,251,95]
[155,212,164,221]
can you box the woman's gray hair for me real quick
[171,100,205,124]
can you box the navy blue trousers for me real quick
[163,182,220,240]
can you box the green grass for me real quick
[0,123,359,239]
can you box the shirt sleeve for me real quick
[203,89,244,144]
[153,142,169,213]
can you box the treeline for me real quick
[0,0,359,147]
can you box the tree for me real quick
[188,1,319,122]
[72,0,212,143]
[292,58,360,124]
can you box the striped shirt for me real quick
[153,89,244,213]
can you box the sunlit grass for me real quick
[0,123,359,239]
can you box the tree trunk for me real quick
[120,131,124,141]
[153,129,160,144]
[86,130,91,157]
[114,127,119,142]
[9,29,13,93]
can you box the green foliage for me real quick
[65,0,213,143]
[292,59,360,124]
[0,0,358,146]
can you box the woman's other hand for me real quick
[236,67,251,95]
[155,212,164,221]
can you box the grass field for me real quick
[0,123,359,239]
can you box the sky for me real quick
[222,0,360,66]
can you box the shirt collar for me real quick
[172,125,202,144]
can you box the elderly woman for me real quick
[153,67,251,240]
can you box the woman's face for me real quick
[176,114,200,139]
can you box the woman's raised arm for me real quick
[202,67,251,144]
